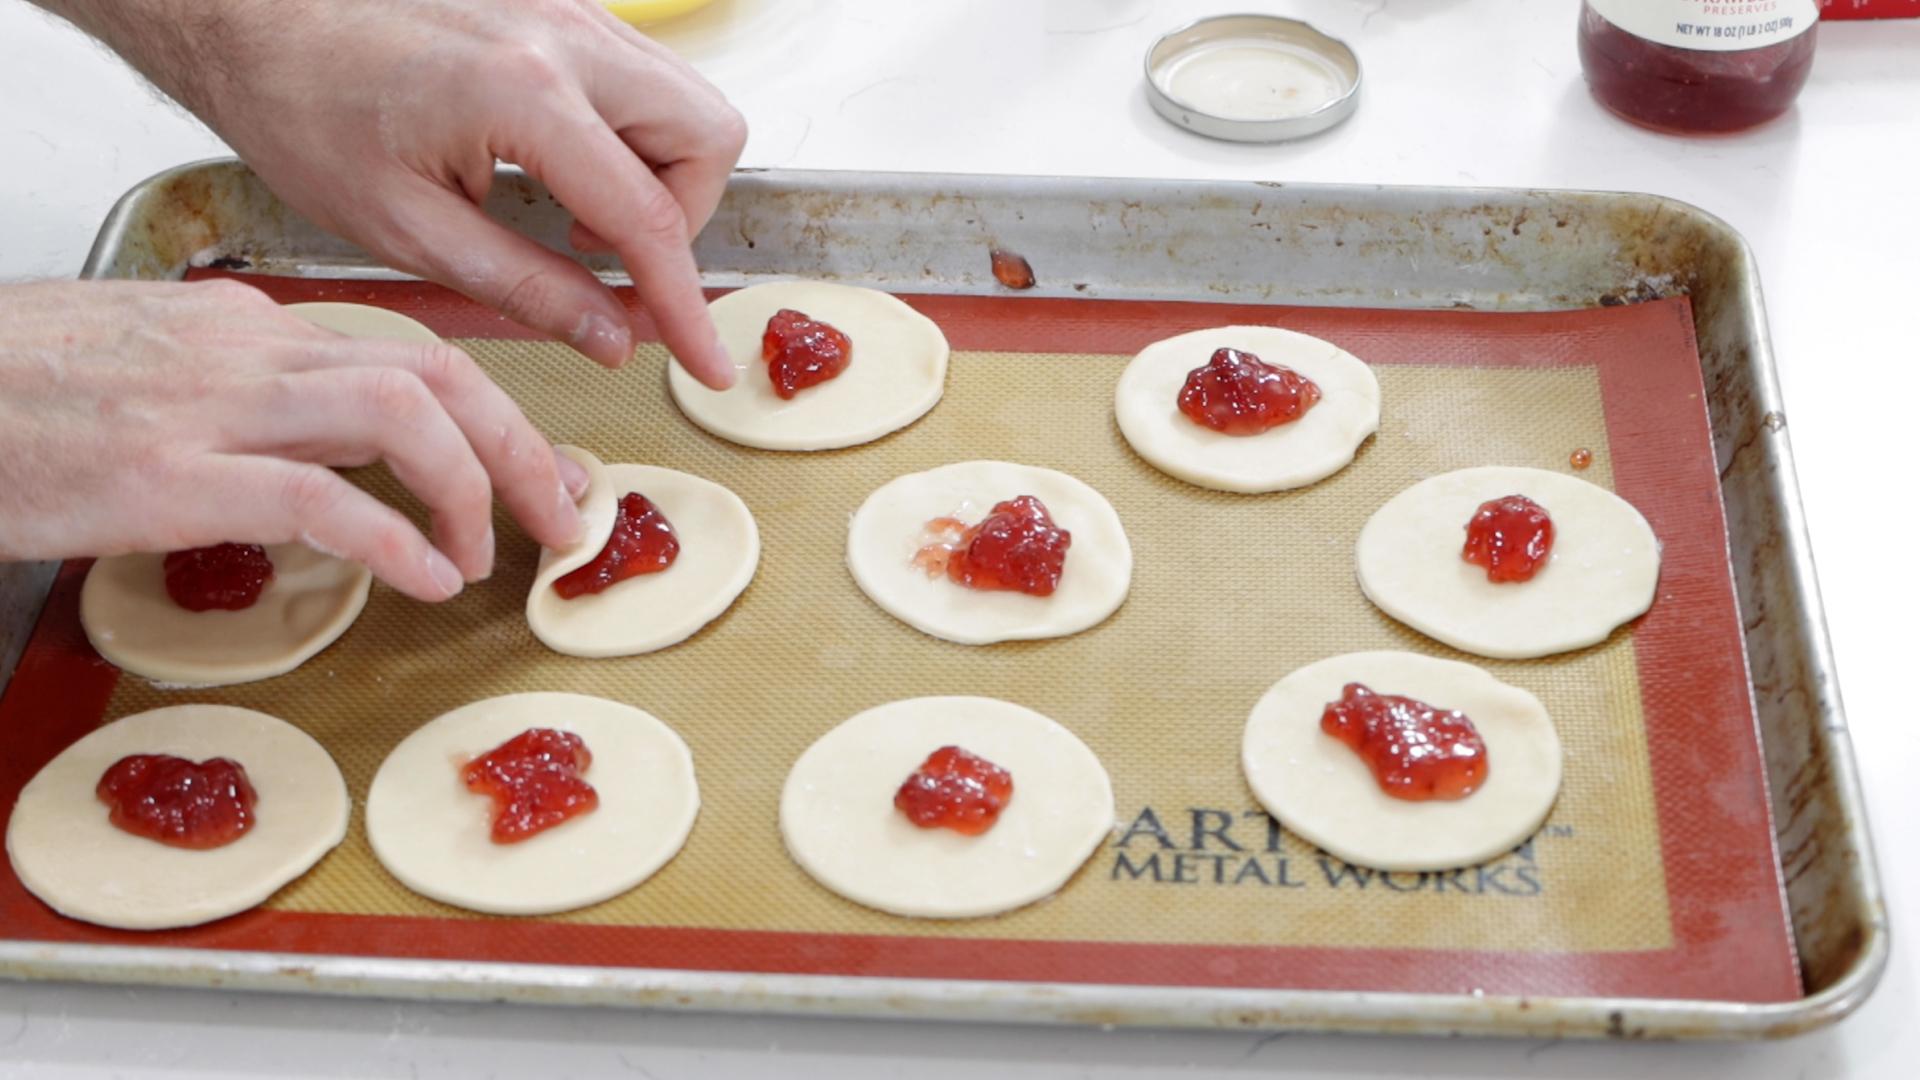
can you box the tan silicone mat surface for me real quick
[0,277,1798,1001]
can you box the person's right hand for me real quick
[0,279,587,602]
[36,0,747,383]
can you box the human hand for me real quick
[0,279,588,601]
[38,0,745,384]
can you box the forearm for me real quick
[28,0,258,123]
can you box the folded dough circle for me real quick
[77,301,436,688]
[847,460,1133,645]
[1356,465,1661,659]
[781,696,1114,918]
[1242,651,1561,871]
[526,447,759,658]
[365,692,700,916]
[6,705,349,930]
[1115,325,1380,493]
[667,280,950,450]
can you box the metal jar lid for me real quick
[1144,14,1361,143]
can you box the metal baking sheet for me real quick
[0,160,1887,1039]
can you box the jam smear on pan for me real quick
[1462,494,1554,583]
[1321,683,1487,801]
[1177,348,1322,436]
[762,308,852,399]
[552,493,680,599]
[895,745,1014,835]
[462,728,599,843]
[163,543,274,611]
[989,249,1036,290]
[912,495,1071,597]
[97,754,258,849]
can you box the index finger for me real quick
[514,109,735,390]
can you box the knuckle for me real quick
[279,467,345,522]
[629,186,690,245]
[414,343,477,390]
[129,444,185,491]
[494,41,568,96]
[192,277,267,307]
[494,268,571,331]
[711,105,749,156]
[363,368,432,426]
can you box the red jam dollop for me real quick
[1177,347,1322,436]
[989,249,1036,290]
[894,745,1014,835]
[762,308,852,399]
[913,495,1071,597]
[552,492,680,599]
[1462,494,1554,583]
[462,728,599,844]
[96,754,258,849]
[163,543,274,611]
[1321,683,1488,802]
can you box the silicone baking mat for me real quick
[0,274,1799,1002]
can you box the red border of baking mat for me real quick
[0,274,1798,1002]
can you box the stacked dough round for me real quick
[1356,466,1661,659]
[6,705,349,930]
[1241,652,1563,872]
[669,281,950,451]
[847,461,1133,645]
[365,693,700,916]
[781,696,1114,918]
[526,447,759,658]
[1115,325,1381,493]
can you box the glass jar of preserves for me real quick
[1578,1,1818,133]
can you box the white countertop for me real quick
[1,1,1915,1076]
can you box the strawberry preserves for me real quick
[1321,683,1487,801]
[96,754,258,849]
[762,308,851,399]
[1462,494,1554,583]
[1177,347,1321,436]
[552,493,680,599]
[915,495,1071,597]
[163,543,274,611]
[462,728,598,843]
[894,745,1014,835]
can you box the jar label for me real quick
[1587,0,1817,51]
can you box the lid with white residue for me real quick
[1145,14,1361,143]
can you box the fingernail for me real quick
[706,333,737,389]
[474,525,496,582]
[554,484,585,546]
[572,312,632,368]
[556,453,590,499]
[427,549,465,599]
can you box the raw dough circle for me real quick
[527,447,760,658]
[282,302,440,343]
[847,461,1133,645]
[668,280,950,451]
[1242,651,1561,872]
[6,705,349,930]
[1356,465,1661,659]
[781,696,1115,918]
[80,545,372,688]
[364,693,700,915]
[1114,325,1381,493]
